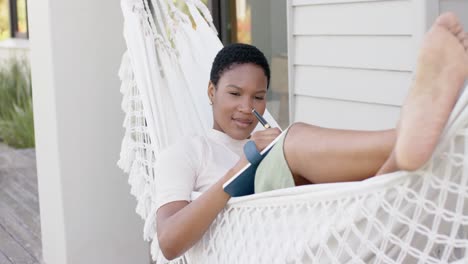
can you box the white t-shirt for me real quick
[154,129,248,210]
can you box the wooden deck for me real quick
[0,143,42,264]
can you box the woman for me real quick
[155,12,468,260]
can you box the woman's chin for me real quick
[227,130,252,140]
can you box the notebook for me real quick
[223,129,287,197]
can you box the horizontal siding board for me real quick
[293,96,400,130]
[294,66,411,106]
[293,0,412,35]
[287,0,442,130]
[294,35,414,71]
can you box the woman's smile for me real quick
[232,117,254,128]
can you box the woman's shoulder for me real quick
[158,133,210,161]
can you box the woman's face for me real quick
[208,63,268,140]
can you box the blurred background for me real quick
[0,1,36,263]
[0,0,32,150]
[0,0,290,150]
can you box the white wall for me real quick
[28,0,150,263]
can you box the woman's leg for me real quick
[284,123,396,185]
[284,12,468,185]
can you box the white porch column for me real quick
[28,0,150,263]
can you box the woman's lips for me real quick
[233,118,253,128]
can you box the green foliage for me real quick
[0,58,34,148]
[0,0,10,40]
[0,99,34,148]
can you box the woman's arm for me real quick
[156,128,281,260]
[156,155,248,260]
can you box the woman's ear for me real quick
[207,81,215,105]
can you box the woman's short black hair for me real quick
[210,43,270,89]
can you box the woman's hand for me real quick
[250,127,282,152]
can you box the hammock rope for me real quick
[118,0,468,262]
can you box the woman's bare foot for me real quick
[395,12,468,171]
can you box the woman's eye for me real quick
[229,92,240,96]
[255,96,265,100]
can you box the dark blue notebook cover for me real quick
[223,148,272,197]
[222,129,288,197]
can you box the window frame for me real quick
[209,0,237,45]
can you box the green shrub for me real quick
[0,58,34,148]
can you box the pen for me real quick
[252,108,271,129]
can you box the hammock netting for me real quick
[117,0,468,262]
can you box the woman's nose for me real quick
[239,97,254,112]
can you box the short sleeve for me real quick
[154,141,198,211]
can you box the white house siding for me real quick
[287,0,468,130]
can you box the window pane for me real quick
[0,0,10,40]
[234,0,251,44]
[16,0,27,34]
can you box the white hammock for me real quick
[118,0,468,263]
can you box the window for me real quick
[0,0,28,40]
[10,0,28,38]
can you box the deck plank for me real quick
[0,202,42,262]
[3,170,40,215]
[0,143,42,263]
[13,167,38,191]
[0,223,36,264]
[0,250,13,264]
[0,183,41,240]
